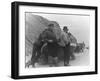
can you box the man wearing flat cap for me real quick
[63,26,77,66]
[40,23,59,66]
[31,23,58,67]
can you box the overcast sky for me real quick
[31,13,90,46]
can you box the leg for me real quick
[31,46,41,67]
[64,45,70,66]
[43,53,48,64]
[31,41,44,67]
[41,44,48,64]
[53,57,58,66]
[48,56,53,67]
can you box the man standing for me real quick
[31,23,58,67]
[63,26,77,66]
[41,23,61,67]
[62,26,71,66]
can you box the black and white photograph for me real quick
[11,2,97,79]
[25,12,89,68]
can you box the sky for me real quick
[32,13,90,46]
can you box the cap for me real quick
[63,26,68,30]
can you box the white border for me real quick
[19,5,95,76]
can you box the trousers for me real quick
[64,43,70,65]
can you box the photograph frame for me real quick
[11,1,98,79]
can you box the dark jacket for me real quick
[40,28,57,43]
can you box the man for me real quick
[63,26,77,66]
[41,23,57,43]
[62,26,71,66]
[41,23,60,67]
[31,23,59,67]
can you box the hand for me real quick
[48,40,53,42]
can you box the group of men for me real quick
[31,22,77,67]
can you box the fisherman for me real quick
[40,23,60,67]
[31,23,58,67]
[61,26,70,66]
[62,26,77,65]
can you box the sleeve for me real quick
[61,32,69,44]
[38,29,48,41]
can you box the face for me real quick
[63,28,68,33]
